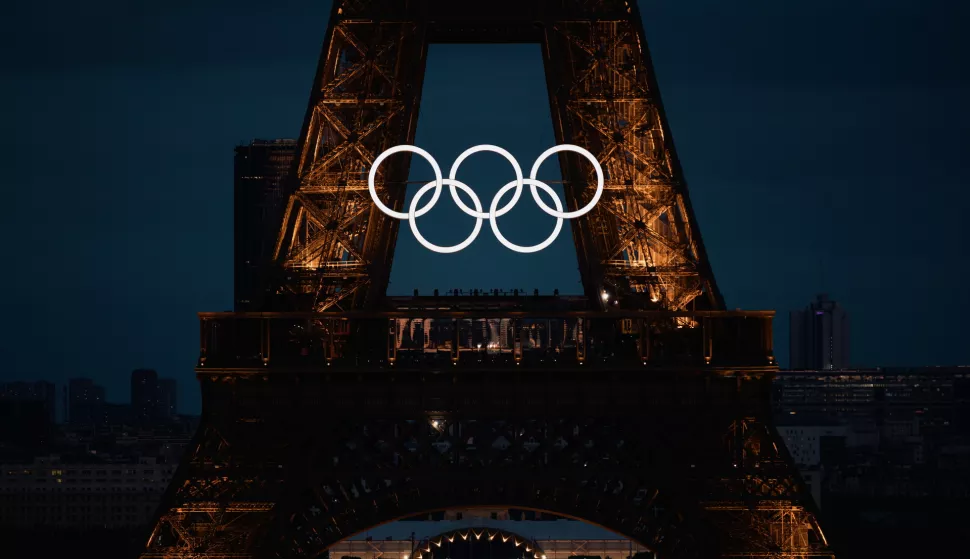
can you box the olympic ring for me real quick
[369,145,443,220]
[409,178,483,254]
[368,144,603,254]
[490,178,564,254]
[529,144,604,219]
[447,144,523,219]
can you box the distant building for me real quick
[0,402,54,450]
[68,378,106,425]
[131,369,159,424]
[773,367,970,503]
[776,421,847,508]
[0,381,56,424]
[789,294,849,370]
[0,455,175,529]
[234,139,298,311]
[130,370,179,424]
[98,403,133,427]
[157,378,177,419]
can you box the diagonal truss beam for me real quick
[267,0,723,313]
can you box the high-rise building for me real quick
[157,378,177,419]
[789,294,850,370]
[234,139,298,311]
[0,381,56,423]
[68,378,106,425]
[131,369,160,423]
[0,381,56,448]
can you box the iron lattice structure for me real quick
[142,312,834,559]
[269,0,722,312]
[141,2,836,559]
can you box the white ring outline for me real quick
[408,178,483,254]
[369,145,443,220]
[529,144,604,219]
[489,178,564,254]
[447,144,524,219]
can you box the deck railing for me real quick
[196,310,776,371]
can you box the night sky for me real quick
[3,0,968,412]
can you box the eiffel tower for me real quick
[141,1,836,558]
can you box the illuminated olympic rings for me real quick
[367,144,604,254]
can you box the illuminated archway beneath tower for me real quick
[325,508,657,559]
[414,528,546,559]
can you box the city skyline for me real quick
[3,0,968,414]
[1,371,184,424]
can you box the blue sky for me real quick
[2,0,968,411]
